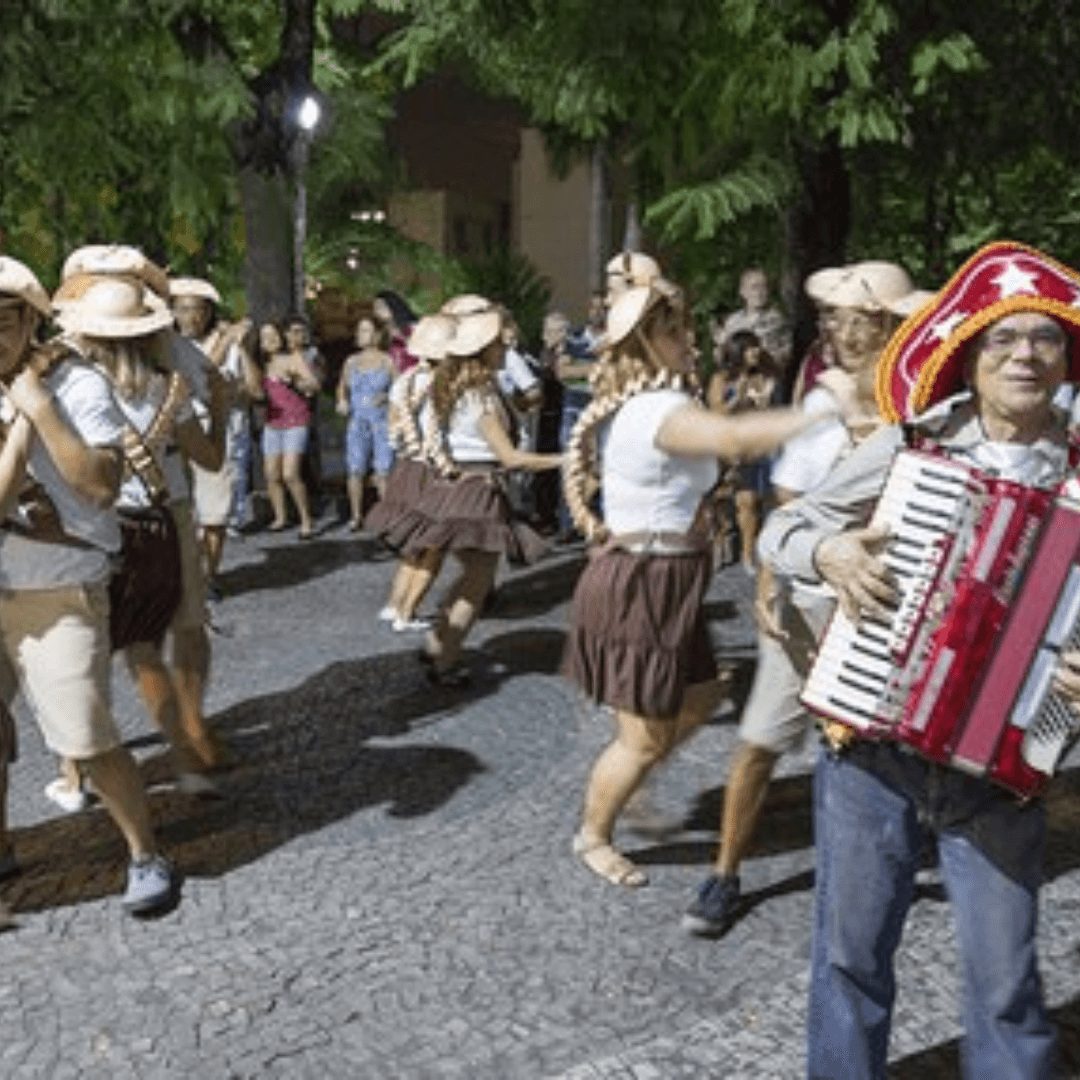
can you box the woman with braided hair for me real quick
[562,279,844,888]
[403,300,563,685]
[365,313,455,632]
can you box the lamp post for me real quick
[292,93,322,314]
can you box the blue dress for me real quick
[345,364,395,476]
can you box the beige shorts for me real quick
[170,499,207,630]
[0,583,120,759]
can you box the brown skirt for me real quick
[561,546,717,718]
[364,457,433,548]
[402,471,548,565]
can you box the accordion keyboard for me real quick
[801,451,974,732]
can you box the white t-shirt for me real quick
[770,386,850,495]
[446,390,506,464]
[115,371,196,508]
[497,347,539,397]
[0,358,123,590]
[602,389,718,535]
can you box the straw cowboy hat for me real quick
[0,257,51,317]
[409,314,456,362]
[446,304,503,357]
[876,240,1080,422]
[605,252,661,291]
[440,294,491,317]
[597,277,682,352]
[808,261,914,312]
[56,244,170,303]
[169,277,222,305]
[54,276,174,339]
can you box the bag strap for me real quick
[119,371,188,507]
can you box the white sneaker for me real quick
[392,616,431,633]
[44,778,91,814]
[377,606,398,623]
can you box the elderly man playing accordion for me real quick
[760,242,1080,1079]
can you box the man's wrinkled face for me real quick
[972,312,1067,419]
[0,297,37,376]
[172,296,213,339]
[826,306,895,374]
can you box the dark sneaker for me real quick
[681,873,741,938]
[426,663,471,688]
[123,855,181,915]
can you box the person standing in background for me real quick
[719,268,791,380]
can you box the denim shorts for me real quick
[262,424,309,457]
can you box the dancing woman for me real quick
[366,313,455,631]
[404,300,562,684]
[561,279,842,888]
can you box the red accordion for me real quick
[802,448,1080,798]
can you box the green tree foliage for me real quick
[371,0,1080,349]
[0,0,391,316]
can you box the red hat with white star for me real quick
[876,240,1080,422]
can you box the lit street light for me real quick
[292,93,322,313]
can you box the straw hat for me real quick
[605,252,661,291]
[447,306,503,357]
[58,244,170,301]
[440,294,491,317]
[804,266,845,305]
[876,240,1080,422]
[0,256,51,317]
[808,261,914,312]
[54,277,174,339]
[597,277,682,352]
[409,314,456,362]
[169,277,222,305]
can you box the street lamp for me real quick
[292,93,322,313]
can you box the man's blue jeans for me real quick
[808,742,1056,1080]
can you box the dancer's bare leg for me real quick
[264,454,287,527]
[425,550,497,672]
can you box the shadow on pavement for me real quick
[888,990,1080,1078]
[217,534,391,597]
[485,554,586,620]
[0,649,490,914]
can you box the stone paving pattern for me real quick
[1,524,1079,1078]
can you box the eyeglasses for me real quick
[824,310,890,336]
[981,327,1066,357]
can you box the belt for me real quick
[610,530,704,556]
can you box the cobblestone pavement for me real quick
[2,522,1079,1078]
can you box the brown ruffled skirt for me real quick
[402,471,548,565]
[364,457,433,549]
[561,546,717,718]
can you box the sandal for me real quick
[572,832,648,888]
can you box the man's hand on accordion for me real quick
[1052,650,1080,714]
[813,524,898,622]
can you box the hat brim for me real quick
[56,305,175,340]
[446,310,502,356]
[169,278,221,305]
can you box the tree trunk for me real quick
[784,134,850,394]
[237,164,295,324]
[623,199,642,252]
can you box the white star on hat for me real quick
[1070,288,1080,309]
[991,261,1040,298]
[929,310,968,342]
